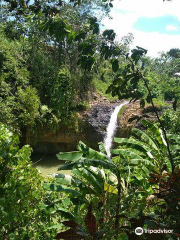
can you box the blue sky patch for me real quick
[133,15,180,35]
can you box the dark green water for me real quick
[32,154,71,177]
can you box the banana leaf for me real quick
[111,148,145,160]
[104,183,118,194]
[72,168,104,194]
[77,141,109,161]
[55,174,82,187]
[57,151,83,161]
[111,147,145,157]
[58,159,117,174]
[141,119,166,146]
[132,128,159,151]
[43,183,83,198]
[129,158,156,169]
[114,137,150,154]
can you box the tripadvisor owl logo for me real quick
[135,227,143,235]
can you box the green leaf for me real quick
[56,208,75,220]
[167,134,180,144]
[47,224,62,230]
[140,99,145,108]
[43,183,82,197]
[112,147,145,156]
[128,115,141,123]
[75,31,87,41]
[130,159,155,169]
[134,173,144,180]
[55,174,81,187]
[98,142,107,154]
[59,159,117,174]
[173,99,178,111]
[104,183,117,194]
[102,29,116,41]
[111,148,145,160]
[111,59,119,72]
[132,128,159,151]
[77,141,109,161]
[141,120,166,146]
[58,162,77,170]
[57,151,83,161]
[72,168,104,194]
[114,137,150,154]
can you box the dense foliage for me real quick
[0,0,114,135]
[1,0,180,135]
[0,124,58,239]
[1,0,180,240]
[48,120,180,239]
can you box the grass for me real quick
[92,79,118,101]
[117,105,127,119]
[153,98,171,109]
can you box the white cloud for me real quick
[132,30,180,57]
[113,0,180,20]
[166,25,178,31]
[102,11,138,36]
[102,0,180,57]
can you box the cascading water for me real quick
[104,101,128,158]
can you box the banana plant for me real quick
[112,119,180,174]
[50,141,119,194]
[111,120,180,224]
[44,121,180,239]
[43,141,120,221]
[55,203,108,240]
[44,141,129,239]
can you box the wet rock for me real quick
[86,103,120,136]
[118,101,173,133]
[27,99,156,155]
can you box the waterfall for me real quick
[104,101,128,158]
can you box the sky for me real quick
[102,0,180,57]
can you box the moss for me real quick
[76,102,89,111]
[117,105,127,119]
[152,99,171,110]
[92,79,118,100]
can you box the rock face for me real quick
[118,101,141,129]
[118,101,172,135]
[28,99,171,155]
[30,101,122,155]
[31,122,102,155]
[85,102,121,135]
